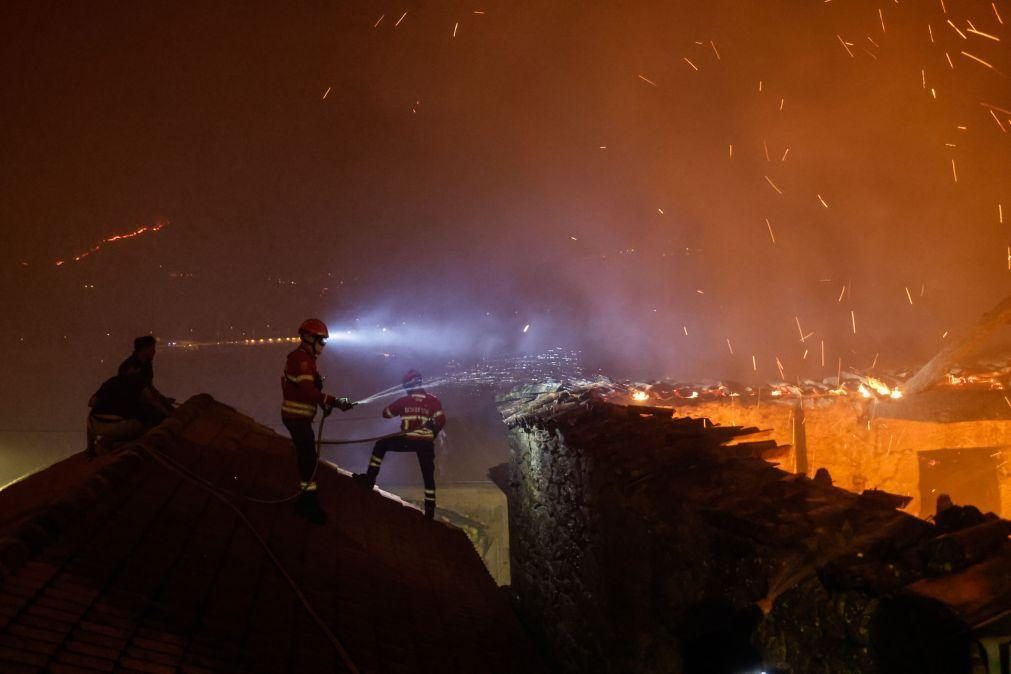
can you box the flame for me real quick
[55,218,168,266]
[632,390,650,402]
[858,383,872,398]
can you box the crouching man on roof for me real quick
[87,335,173,456]
[282,319,356,524]
[86,372,148,456]
[353,370,446,519]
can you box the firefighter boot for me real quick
[352,472,376,489]
[424,499,435,520]
[296,489,327,525]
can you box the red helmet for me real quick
[402,369,423,389]
[298,318,329,339]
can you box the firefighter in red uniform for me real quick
[353,370,446,519]
[282,318,355,524]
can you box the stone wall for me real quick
[499,422,603,672]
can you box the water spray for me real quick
[355,378,449,405]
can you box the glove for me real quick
[337,397,357,412]
[322,394,337,415]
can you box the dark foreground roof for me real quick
[0,395,547,674]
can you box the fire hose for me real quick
[128,406,422,672]
[139,434,361,674]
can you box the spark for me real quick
[817,194,829,208]
[946,52,955,69]
[850,310,857,334]
[637,74,658,87]
[763,139,771,161]
[395,11,408,27]
[683,57,699,71]
[836,35,855,58]
[961,50,996,70]
[710,40,721,60]
[453,21,459,37]
[765,218,776,244]
[522,324,530,333]
[729,143,734,158]
[946,19,967,39]
[373,14,384,28]
[928,24,935,43]
[820,340,826,367]
[321,86,331,100]
[1005,396,1011,410]
[905,287,914,304]
[966,26,1000,41]
[795,316,805,341]
[990,110,1007,132]
[658,208,664,215]
[752,355,757,371]
[726,338,734,355]
[942,330,949,339]
[950,159,958,183]
[775,356,785,380]
[764,175,783,194]
[1000,203,1004,223]
[838,285,847,302]
[995,3,1005,24]
[878,8,886,33]
[683,326,689,336]
[781,147,790,161]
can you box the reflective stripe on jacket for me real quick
[383,390,446,439]
[281,345,326,419]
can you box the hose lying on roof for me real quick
[138,432,362,674]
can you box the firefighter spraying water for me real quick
[281,318,356,524]
[353,370,446,519]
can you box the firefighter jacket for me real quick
[383,390,446,440]
[281,345,331,420]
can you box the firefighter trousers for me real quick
[283,417,318,485]
[366,436,436,510]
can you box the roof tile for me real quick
[53,650,116,672]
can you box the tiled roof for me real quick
[0,395,547,674]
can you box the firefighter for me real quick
[353,370,446,519]
[118,335,175,426]
[283,318,355,524]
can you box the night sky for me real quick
[1,1,1008,458]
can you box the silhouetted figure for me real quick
[86,373,147,456]
[119,335,174,426]
[281,319,355,524]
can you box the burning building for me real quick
[671,295,1011,518]
[494,382,1011,674]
